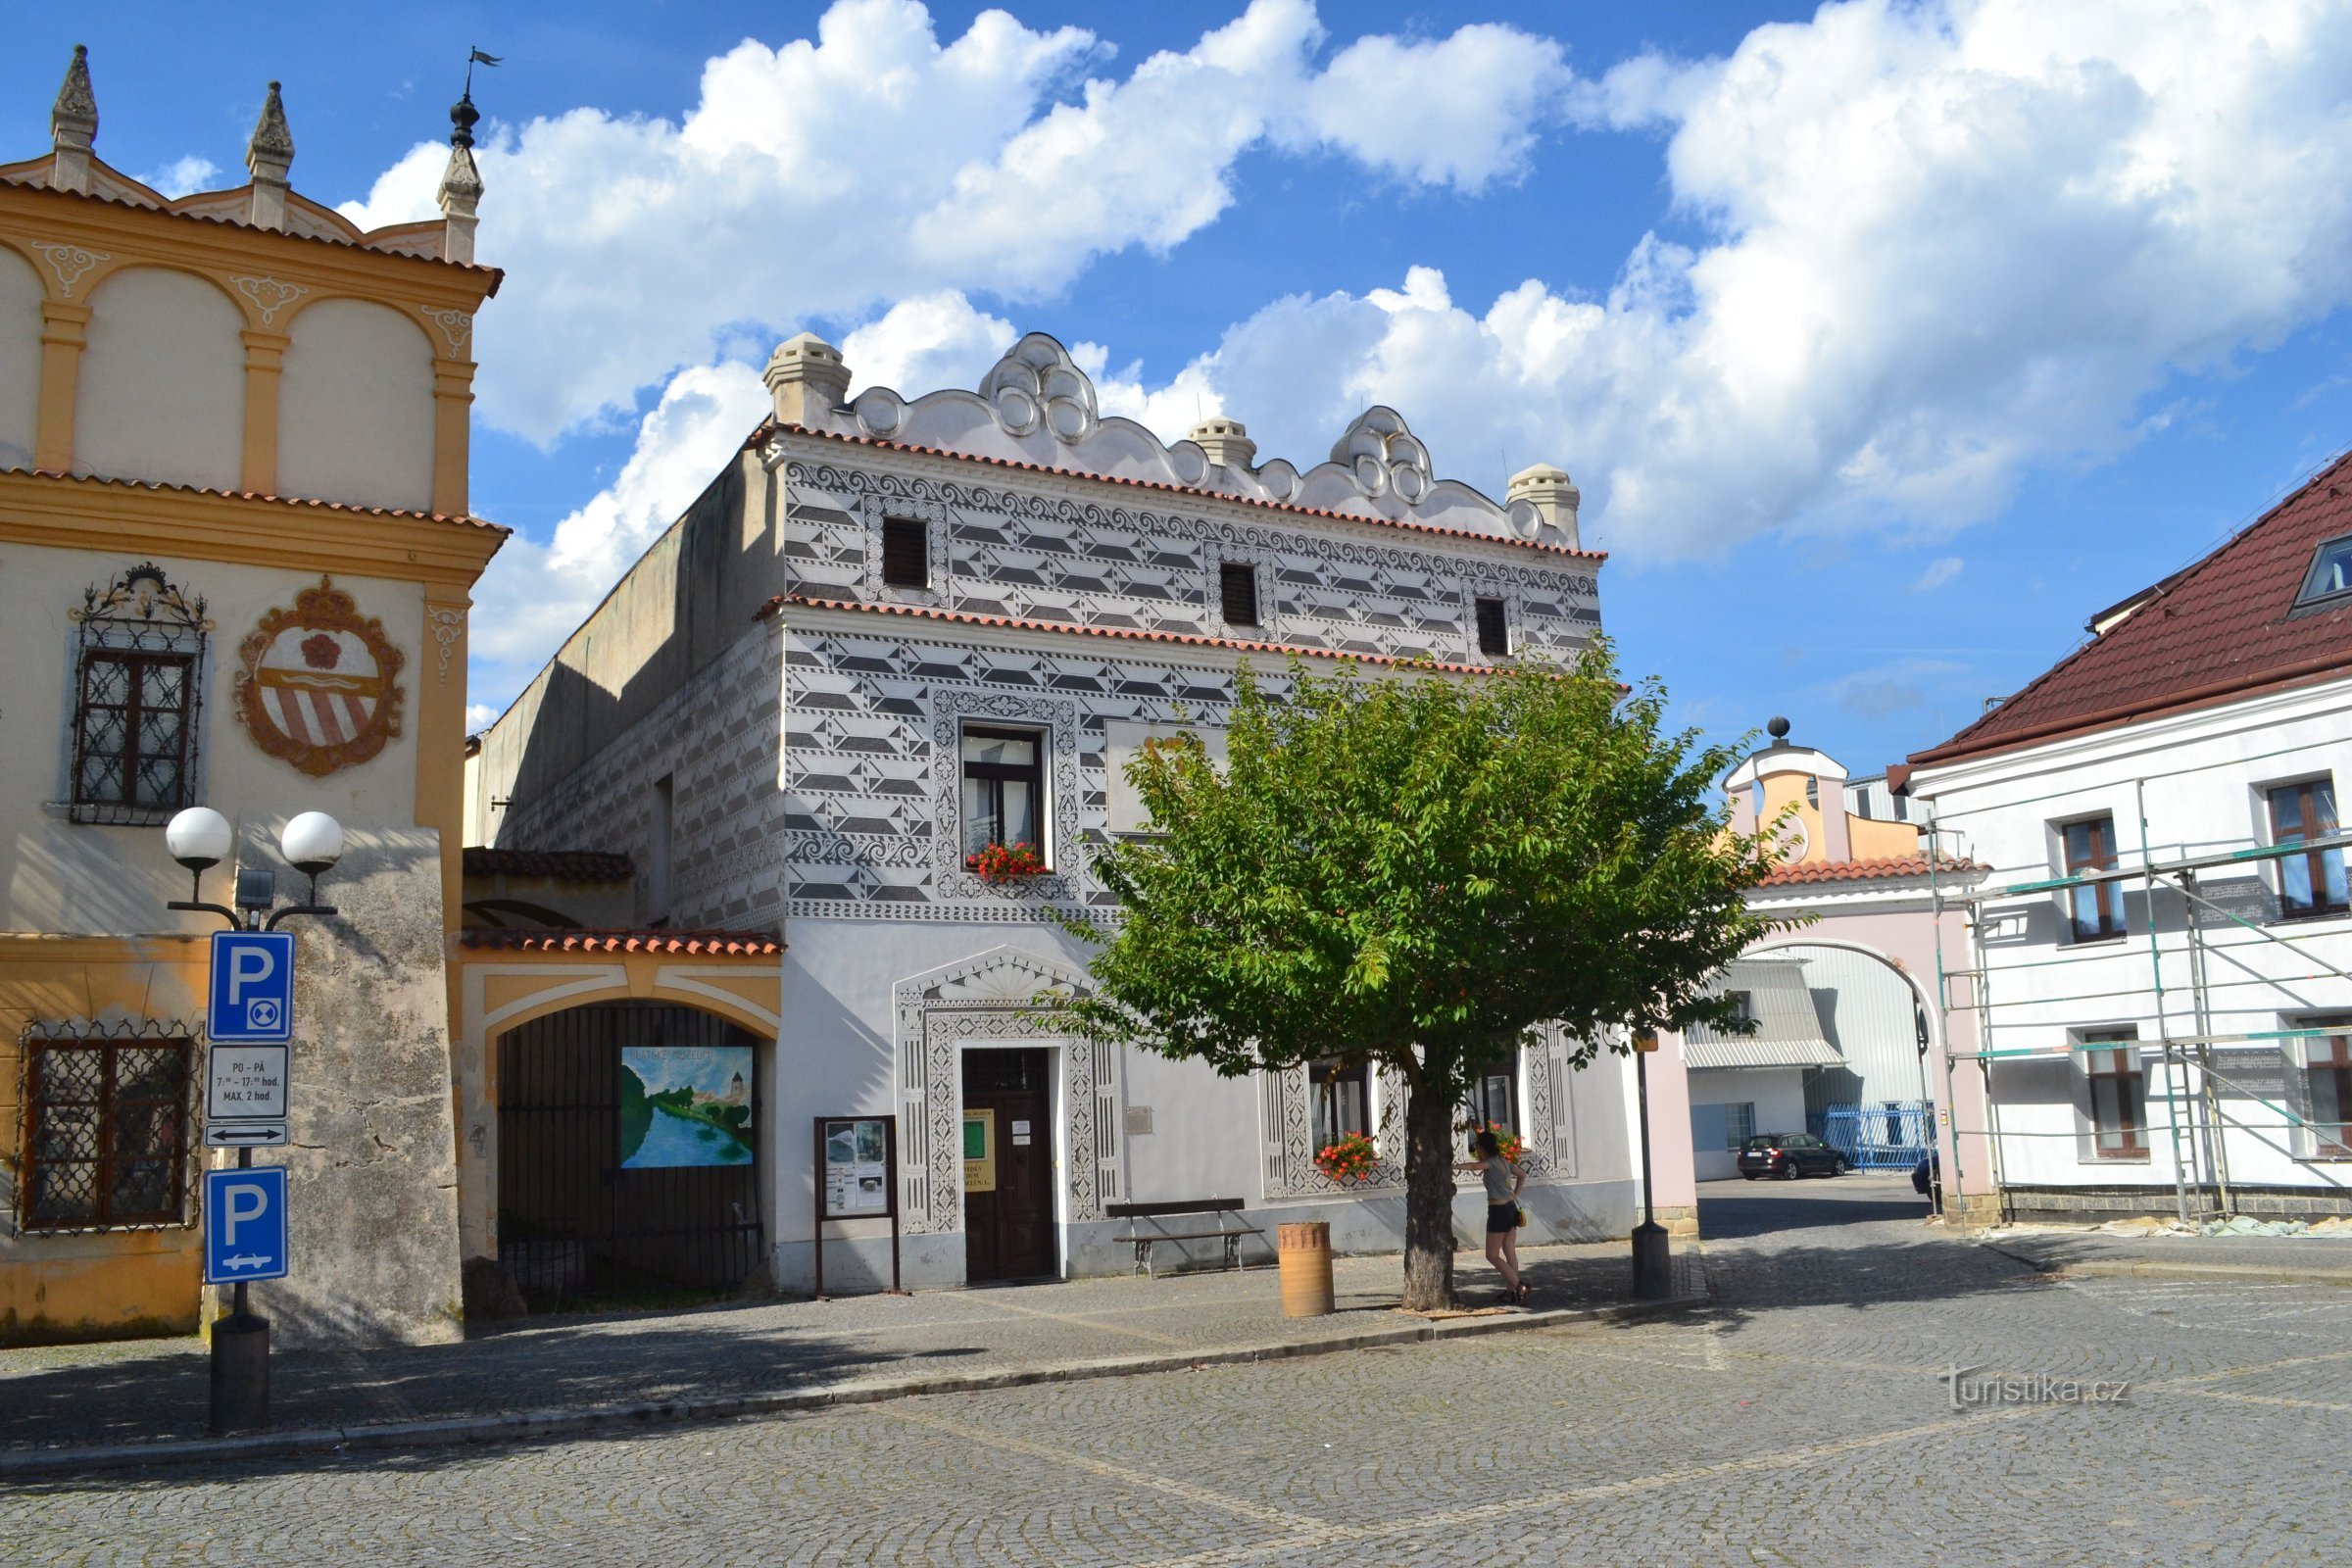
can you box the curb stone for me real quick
[0,1284,1709,1482]
[1978,1237,2352,1289]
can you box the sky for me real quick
[15,1,2352,779]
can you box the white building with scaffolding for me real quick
[1901,456,2352,1224]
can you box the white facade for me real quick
[1910,674,2352,1219]
[471,331,1662,1292]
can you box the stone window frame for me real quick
[859,491,952,610]
[930,688,1083,904]
[52,562,214,827]
[1457,578,1529,665]
[1200,537,1279,645]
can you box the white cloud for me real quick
[1053,0,2352,558]
[1913,556,1964,592]
[464,703,498,733]
[338,0,1573,446]
[137,156,220,198]
[841,293,1017,396]
[467,362,768,697]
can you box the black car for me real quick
[1736,1133,1849,1180]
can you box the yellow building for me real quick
[0,49,504,1344]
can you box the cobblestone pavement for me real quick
[9,1178,2349,1566]
[0,1241,1660,1456]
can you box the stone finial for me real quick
[1188,416,1255,473]
[1506,463,1582,549]
[245,80,295,230]
[763,333,852,426]
[49,44,97,193]
[437,92,486,265]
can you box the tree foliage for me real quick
[1055,644,1792,1308]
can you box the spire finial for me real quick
[247,79,295,174]
[51,43,97,153]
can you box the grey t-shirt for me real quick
[1482,1155,1517,1205]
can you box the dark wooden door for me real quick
[962,1048,1056,1282]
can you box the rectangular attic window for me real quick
[881,516,929,589]
[1219,562,1260,627]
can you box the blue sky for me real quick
[15,2,2352,780]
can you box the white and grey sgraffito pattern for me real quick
[13,1183,2348,1566]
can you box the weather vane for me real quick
[464,45,502,98]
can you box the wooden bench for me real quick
[1105,1199,1265,1276]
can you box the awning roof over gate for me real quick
[1682,957,1843,1070]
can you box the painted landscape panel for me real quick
[619,1045,755,1168]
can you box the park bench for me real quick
[1105,1198,1265,1277]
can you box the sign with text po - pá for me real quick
[205,1044,290,1148]
[208,929,295,1044]
[204,1165,289,1285]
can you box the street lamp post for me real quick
[165,807,345,1435]
[1630,1030,1672,1300]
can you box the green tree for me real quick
[1056,645,1789,1310]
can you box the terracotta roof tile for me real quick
[1757,855,1985,888]
[762,593,1508,674]
[463,848,634,881]
[1912,451,2352,766]
[756,422,1606,563]
[457,929,784,956]
[2,466,507,532]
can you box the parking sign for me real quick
[208,930,295,1044]
[204,1165,289,1284]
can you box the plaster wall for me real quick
[1685,1067,1806,1181]
[275,299,436,514]
[71,267,243,493]
[0,244,37,469]
[1909,675,2352,1200]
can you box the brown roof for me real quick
[3,466,507,532]
[463,848,634,881]
[457,929,783,956]
[762,593,1507,674]
[1912,452,2352,767]
[1757,855,1985,888]
[757,422,1606,563]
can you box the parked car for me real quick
[1737,1133,1849,1180]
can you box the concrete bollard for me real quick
[1278,1220,1335,1317]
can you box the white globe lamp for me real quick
[165,807,233,871]
[281,812,345,877]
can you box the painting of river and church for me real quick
[620,1045,754,1167]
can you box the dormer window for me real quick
[2295,534,2352,610]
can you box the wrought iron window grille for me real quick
[64,563,212,826]
[13,1018,199,1237]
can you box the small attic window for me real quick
[2296,535,2352,610]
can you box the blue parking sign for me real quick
[204,1165,289,1284]
[208,930,294,1044]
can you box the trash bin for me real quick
[1278,1220,1334,1317]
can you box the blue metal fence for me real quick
[1808,1102,1934,1171]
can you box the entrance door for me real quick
[962,1048,1056,1282]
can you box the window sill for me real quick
[2272,908,2352,928]
[2083,1152,2151,1165]
[41,801,176,827]
[2061,935,2132,951]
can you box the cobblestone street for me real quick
[8,1179,2348,1566]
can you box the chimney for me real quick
[1506,463,1581,549]
[762,333,851,426]
[1188,416,1255,473]
[49,44,97,195]
[437,89,484,266]
[245,81,295,230]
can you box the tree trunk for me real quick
[1399,1069,1459,1311]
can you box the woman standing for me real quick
[1459,1129,1528,1303]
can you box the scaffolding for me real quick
[1924,810,2352,1226]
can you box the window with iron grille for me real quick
[1474,596,1509,657]
[65,563,209,826]
[880,515,929,589]
[20,1031,194,1231]
[1218,561,1260,627]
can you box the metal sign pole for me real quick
[1630,1032,1670,1300]
[811,1115,827,1302]
[887,1116,903,1296]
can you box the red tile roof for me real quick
[458,929,784,956]
[756,422,1606,563]
[2,466,507,532]
[761,593,1508,674]
[1912,451,2352,767]
[463,848,634,881]
[1757,855,1985,888]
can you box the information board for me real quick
[821,1116,893,1218]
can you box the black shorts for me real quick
[1486,1202,1518,1235]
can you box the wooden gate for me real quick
[497,1002,763,1299]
